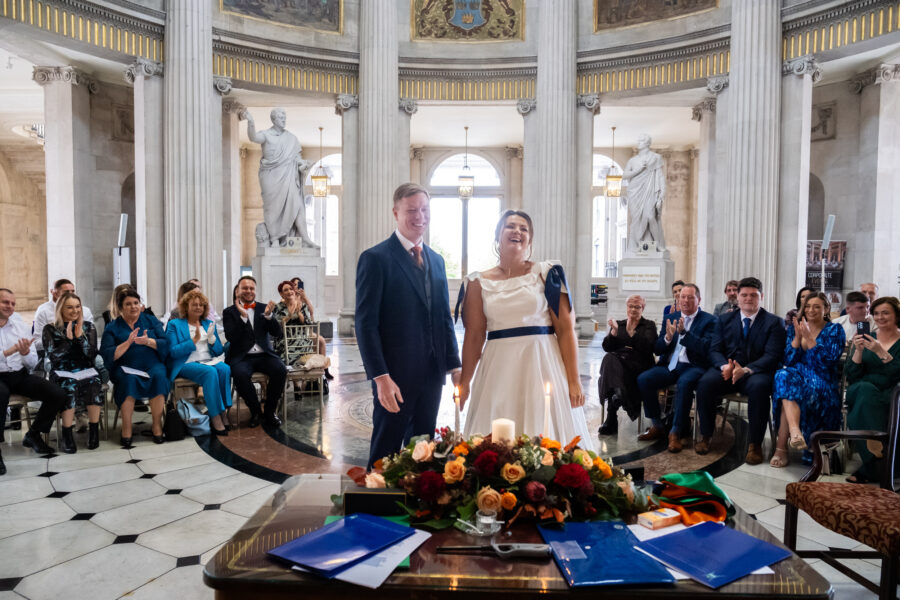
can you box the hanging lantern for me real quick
[458,126,474,199]
[606,126,622,198]
[311,126,329,198]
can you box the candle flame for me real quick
[454,386,460,400]
[545,382,551,395]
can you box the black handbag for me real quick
[163,399,187,441]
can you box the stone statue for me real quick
[243,107,319,249]
[622,133,666,253]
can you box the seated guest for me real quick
[845,296,900,483]
[274,282,331,395]
[33,278,94,353]
[223,276,286,429]
[636,284,716,452]
[713,280,739,317]
[290,277,304,292]
[596,295,657,436]
[784,286,813,328]
[770,293,845,468]
[833,291,876,342]
[100,289,169,448]
[166,289,232,436]
[0,288,66,467]
[840,282,879,316]
[43,292,104,453]
[102,284,156,326]
[165,280,200,323]
[695,277,787,464]
[662,280,684,319]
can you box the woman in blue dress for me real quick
[100,289,169,448]
[770,292,845,467]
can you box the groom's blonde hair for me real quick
[393,182,430,206]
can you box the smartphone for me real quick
[856,321,871,337]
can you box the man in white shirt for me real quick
[32,278,94,353]
[833,291,876,342]
[1,288,67,468]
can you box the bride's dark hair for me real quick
[493,210,534,260]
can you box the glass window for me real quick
[429,198,463,279]
[591,154,626,276]
[467,197,501,273]
[429,154,501,187]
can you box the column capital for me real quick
[706,75,729,95]
[505,145,524,159]
[222,98,245,115]
[123,58,163,84]
[410,146,424,160]
[213,76,233,96]
[33,66,98,93]
[848,63,900,94]
[399,98,418,115]
[691,97,717,121]
[689,148,700,159]
[782,55,822,82]
[576,93,600,114]
[516,98,536,115]
[335,94,359,115]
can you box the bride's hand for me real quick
[568,382,585,408]
[458,382,470,410]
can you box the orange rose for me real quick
[365,472,386,488]
[470,435,484,447]
[500,492,518,511]
[476,486,502,512]
[573,449,593,469]
[540,447,555,466]
[452,442,470,456]
[501,461,526,484]
[411,440,435,462]
[541,438,561,451]
[618,480,635,502]
[443,457,466,484]
[593,456,613,479]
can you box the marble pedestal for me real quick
[252,242,325,310]
[606,255,675,323]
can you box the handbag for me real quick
[163,400,187,441]
[176,398,211,437]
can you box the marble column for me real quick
[358,0,399,252]
[33,66,97,308]
[398,99,417,185]
[534,0,577,273]
[662,149,694,282]
[724,0,781,300]
[852,64,900,297]
[162,0,220,310]
[691,95,717,299]
[335,94,359,336]
[410,147,425,185]
[518,98,537,212]
[575,94,600,337]
[777,56,820,313]
[710,76,732,297]
[222,96,245,298]
[124,59,165,312]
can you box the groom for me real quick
[356,183,461,469]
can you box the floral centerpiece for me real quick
[348,427,649,530]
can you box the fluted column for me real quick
[33,66,97,309]
[163,0,220,308]
[575,94,600,337]
[777,56,820,313]
[518,99,537,212]
[534,0,577,273]
[222,96,245,300]
[336,94,359,336]
[691,95,717,299]
[358,0,398,251]
[398,99,417,185]
[124,59,165,312]
[724,0,781,298]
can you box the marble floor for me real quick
[0,323,892,599]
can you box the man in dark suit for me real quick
[695,276,787,464]
[635,283,716,453]
[223,276,287,429]
[356,183,461,470]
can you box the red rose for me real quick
[472,450,499,477]
[525,480,547,503]
[416,470,446,502]
[553,463,590,489]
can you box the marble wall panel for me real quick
[0,153,47,309]
[661,150,694,284]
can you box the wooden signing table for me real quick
[203,474,833,599]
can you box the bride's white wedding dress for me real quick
[461,261,596,452]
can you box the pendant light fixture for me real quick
[606,126,622,198]
[311,126,329,197]
[458,125,474,199]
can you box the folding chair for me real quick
[282,321,326,420]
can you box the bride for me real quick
[457,210,595,452]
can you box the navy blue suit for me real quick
[222,304,286,420]
[356,233,461,468]
[695,308,787,444]
[636,310,716,435]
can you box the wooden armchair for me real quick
[783,384,900,600]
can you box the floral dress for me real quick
[272,301,315,363]
[43,321,104,409]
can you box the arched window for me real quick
[427,153,503,278]
[592,153,627,277]
[304,153,342,276]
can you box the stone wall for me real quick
[662,149,695,285]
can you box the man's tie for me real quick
[411,245,424,269]
[667,315,692,371]
[243,302,256,310]
[742,317,751,339]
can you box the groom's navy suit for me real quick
[356,233,461,468]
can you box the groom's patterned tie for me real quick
[411,245,424,269]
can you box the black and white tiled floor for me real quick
[0,326,892,599]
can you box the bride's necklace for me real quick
[499,261,529,280]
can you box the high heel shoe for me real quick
[61,426,77,454]
[769,448,789,468]
[212,427,229,437]
[88,422,100,450]
[789,432,807,450]
[120,435,133,449]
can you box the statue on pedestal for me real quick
[623,133,666,253]
[242,107,319,249]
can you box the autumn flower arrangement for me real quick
[349,427,649,530]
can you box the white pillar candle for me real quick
[453,386,461,443]
[543,382,552,438]
[491,418,515,445]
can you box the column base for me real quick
[338,310,355,337]
[607,256,675,321]
[575,314,596,339]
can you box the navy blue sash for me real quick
[487,326,554,340]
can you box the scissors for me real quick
[436,542,552,559]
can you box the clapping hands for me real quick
[134,330,152,346]
[607,318,618,336]
[8,337,33,356]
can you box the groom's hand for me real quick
[374,374,404,413]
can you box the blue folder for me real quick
[539,522,675,588]
[637,521,791,589]
[267,513,415,577]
